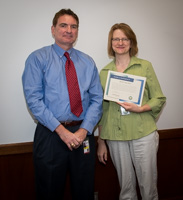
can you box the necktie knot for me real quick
[64,52,70,60]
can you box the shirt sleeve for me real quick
[22,52,60,132]
[145,62,166,119]
[80,66,103,134]
[97,69,109,126]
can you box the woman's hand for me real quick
[117,102,151,113]
[97,138,108,165]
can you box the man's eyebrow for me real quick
[59,23,77,26]
[59,23,67,25]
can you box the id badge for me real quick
[120,106,130,115]
[83,137,90,154]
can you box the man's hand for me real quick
[74,128,88,144]
[55,124,81,151]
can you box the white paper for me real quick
[104,71,146,106]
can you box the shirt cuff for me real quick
[47,118,60,132]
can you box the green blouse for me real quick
[99,56,166,141]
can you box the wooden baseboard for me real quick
[0,142,33,156]
[158,128,183,139]
[0,128,183,200]
[0,128,182,156]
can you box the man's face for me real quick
[51,14,78,50]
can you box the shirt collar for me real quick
[52,43,74,58]
[129,56,141,66]
[102,56,141,72]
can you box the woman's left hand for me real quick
[117,102,151,113]
[117,102,142,113]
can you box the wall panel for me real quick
[0,128,183,200]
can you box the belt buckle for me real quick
[64,121,68,126]
[64,121,72,126]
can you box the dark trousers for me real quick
[33,123,95,200]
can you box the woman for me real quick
[97,23,166,200]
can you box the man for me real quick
[22,9,103,200]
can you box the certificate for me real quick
[104,71,146,106]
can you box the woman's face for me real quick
[112,29,131,56]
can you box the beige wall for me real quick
[0,0,183,144]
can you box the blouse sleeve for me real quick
[145,62,166,119]
[98,69,110,126]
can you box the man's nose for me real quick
[66,26,72,33]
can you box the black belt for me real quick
[60,120,83,127]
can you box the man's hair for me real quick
[108,23,138,57]
[52,9,79,27]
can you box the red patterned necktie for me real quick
[64,52,83,117]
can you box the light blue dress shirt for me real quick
[22,43,103,134]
